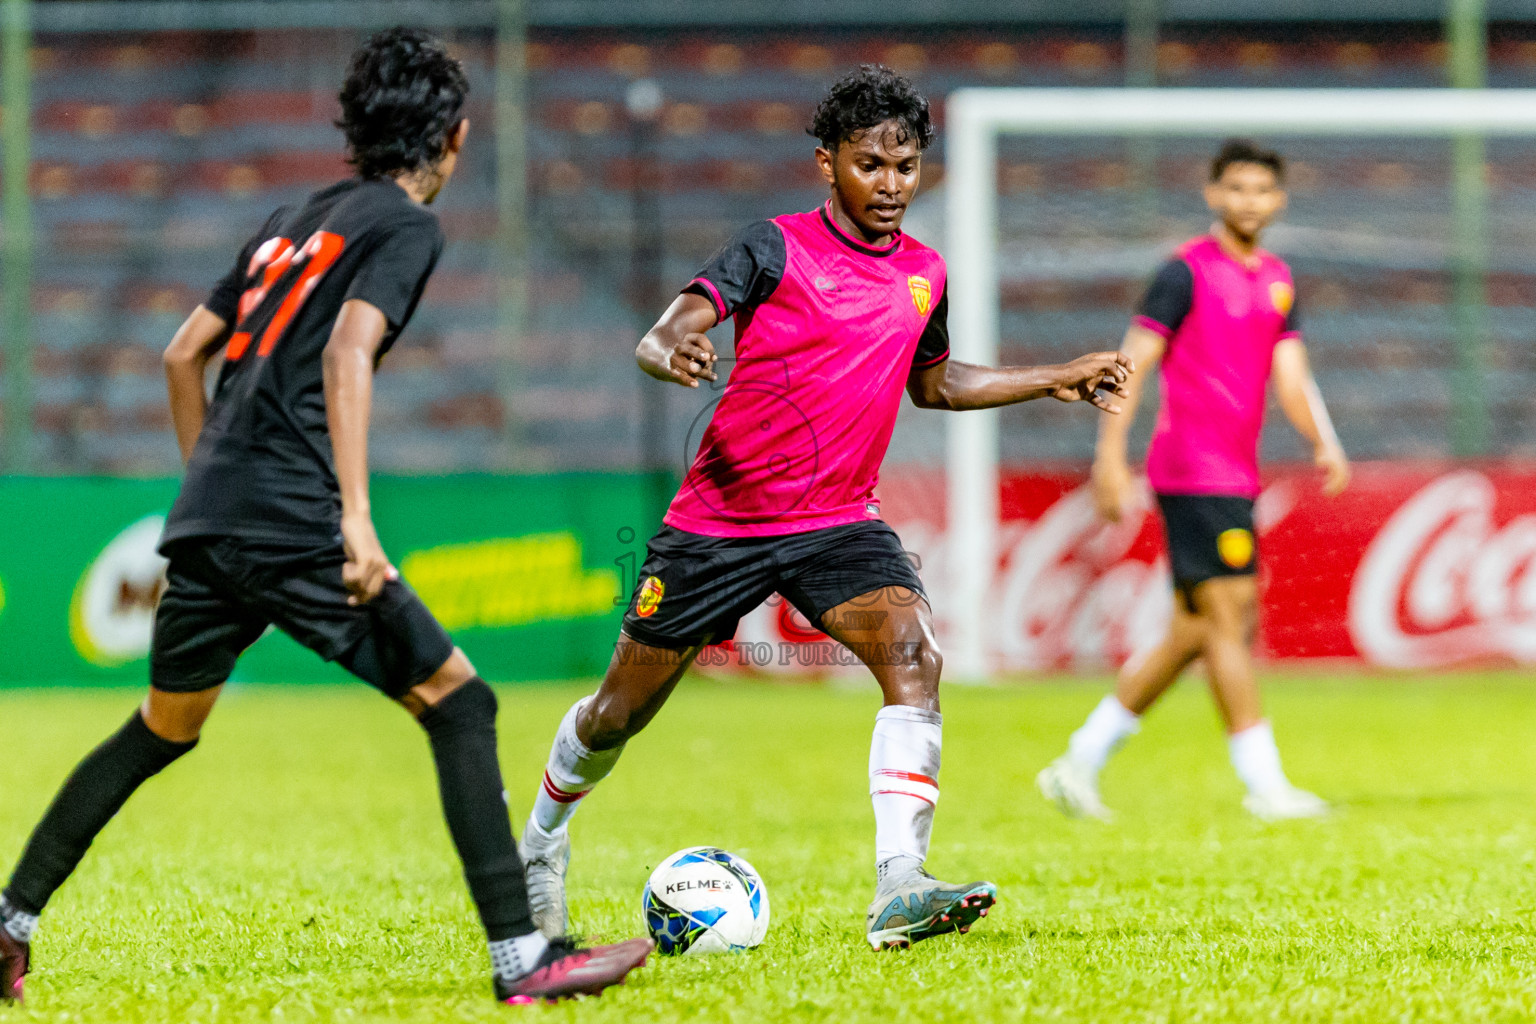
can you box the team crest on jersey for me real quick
[1269,281,1294,316]
[907,275,932,316]
[1217,528,1255,569]
[636,576,665,618]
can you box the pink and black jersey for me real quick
[665,202,949,538]
[1136,234,1301,499]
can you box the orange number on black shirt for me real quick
[226,230,345,360]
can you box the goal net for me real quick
[880,88,1536,678]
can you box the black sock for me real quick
[418,678,534,942]
[4,711,196,916]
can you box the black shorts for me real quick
[620,520,926,650]
[151,537,455,698]
[1157,493,1258,595]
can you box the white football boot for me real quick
[1036,756,1114,822]
[518,824,571,938]
[1242,785,1330,822]
[866,864,997,952]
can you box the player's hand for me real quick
[1315,442,1351,497]
[647,332,718,388]
[1092,456,1133,523]
[341,511,394,606]
[1050,352,1135,412]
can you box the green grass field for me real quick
[3,673,1536,1022]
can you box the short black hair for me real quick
[338,27,469,180]
[1211,138,1284,183]
[807,64,934,152]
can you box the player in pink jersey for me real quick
[516,66,1133,951]
[1039,140,1351,823]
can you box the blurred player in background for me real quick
[515,65,1134,952]
[1038,139,1350,823]
[0,29,651,1006]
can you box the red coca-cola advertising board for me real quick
[718,463,1533,673]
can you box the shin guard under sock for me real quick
[418,678,535,942]
[529,697,625,836]
[4,710,196,918]
[869,705,942,874]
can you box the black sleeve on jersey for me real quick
[344,218,445,329]
[1282,291,1302,337]
[205,244,251,325]
[205,207,288,325]
[912,283,950,369]
[1135,258,1194,337]
[682,220,786,322]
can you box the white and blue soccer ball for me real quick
[642,846,770,955]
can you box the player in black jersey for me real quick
[0,29,650,1007]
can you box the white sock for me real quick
[488,931,550,982]
[1228,721,1289,795]
[0,897,36,944]
[869,705,942,876]
[1067,695,1140,775]
[530,697,625,835]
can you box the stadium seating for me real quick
[21,26,1536,473]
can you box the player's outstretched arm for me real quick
[323,298,392,605]
[1092,325,1165,522]
[635,293,720,388]
[1273,339,1350,496]
[162,305,233,463]
[905,351,1133,414]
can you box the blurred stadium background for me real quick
[0,0,1533,684]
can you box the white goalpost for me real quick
[943,87,1536,680]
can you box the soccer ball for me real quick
[641,846,770,955]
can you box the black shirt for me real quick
[162,178,443,550]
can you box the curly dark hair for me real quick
[1211,138,1285,183]
[337,27,469,180]
[807,64,934,152]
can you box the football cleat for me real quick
[1037,755,1114,822]
[1243,785,1330,822]
[0,925,27,1005]
[494,937,653,1004]
[865,871,997,952]
[518,824,570,939]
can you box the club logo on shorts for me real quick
[1217,528,1256,569]
[636,576,666,618]
[1269,281,1294,316]
[908,275,932,316]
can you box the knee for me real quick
[1216,597,1257,638]
[910,634,942,685]
[417,676,497,737]
[403,649,479,718]
[1172,611,1209,651]
[884,631,941,708]
[142,686,220,744]
[1196,586,1256,639]
[580,691,644,750]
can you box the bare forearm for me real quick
[1278,376,1339,450]
[165,357,209,462]
[635,328,676,381]
[636,292,720,386]
[1096,326,1164,464]
[162,304,231,464]
[323,344,375,516]
[922,361,1066,411]
[1095,369,1145,461]
[1273,342,1341,451]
